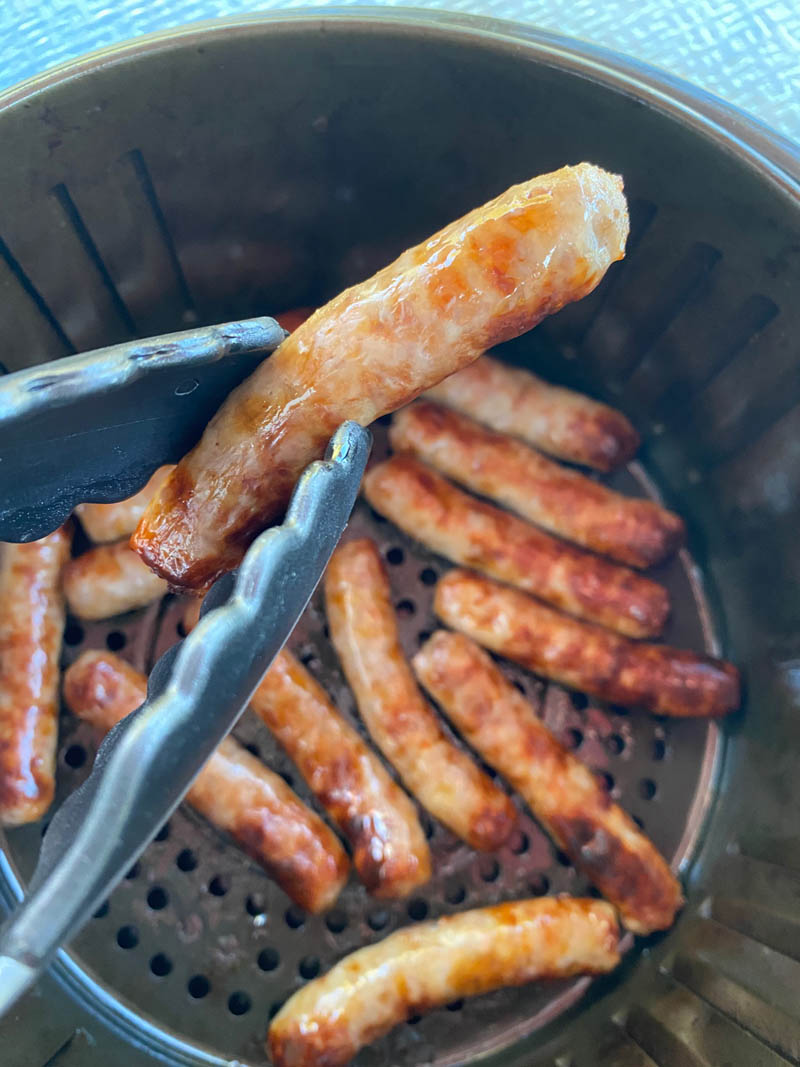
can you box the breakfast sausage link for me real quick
[179,601,416,892]
[390,401,684,569]
[63,651,349,912]
[414,631,682,933]
[426,354,639,471]
[133,163,629,590]
[363,455,669,639]
[435,570,739,718]
[324,538,516,851]
[0,526,72,825]
[64,540,167,620]
[187,739,349,914]
[176,593,417,892]
[269,897,620,1067]
[251,649,432,897]
[180,602,428,895]
[75,466,174,544]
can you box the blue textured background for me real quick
[2,0,799,141]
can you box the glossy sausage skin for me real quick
[182,601,430,894]
[252,649,432,897]
[414,631,682,933]
[75,466,174,543]
[427,354,639,471]
[181,601,428,895]
[435,570,740,718]
[62,651,349,912]
[269,897,620,1067]
[324,538,516,850]
[363,455,669,638]
[390,402,684,569]
[63,541,167,620]
[0,527,72,825]
[187,740,349,914]
[134,163,629,590]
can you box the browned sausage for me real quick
[269,897,620,1067]
[390,402,684,569]
[133,163,630,590]
[186,742,348,914]
[427,354,639,471]
[363,455,668,638]
[0,527,72,825]
[414,631,682,933]
[434,570,740,718]
[251,649,432,897]
[181,604,429,895]
[63,541,167,620]
[324,538,516,850]
[63,651,349,912]
[75,466,175,543]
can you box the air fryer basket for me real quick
[1,12,799,1067]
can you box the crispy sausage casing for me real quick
[363,455,668,638]
[63,541,167,620]
[75,466,174,544]
[390,402,684,569]
[269,897,620,1067]
[63,651,349,912]
[188,739,349,914]
[251,649,432,897]
[435,570,740,718]
[427,354,639,471]
[414,631,682,932]
[0,527,72,825]
[182,596,430,894]
[324,539,516,851]
[134,163,629,590]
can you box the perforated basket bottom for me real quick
[5,421,720,1067]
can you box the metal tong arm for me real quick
[0,316,286,543]
[0,421,371,1014]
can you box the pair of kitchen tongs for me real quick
[0,318,371,1016]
